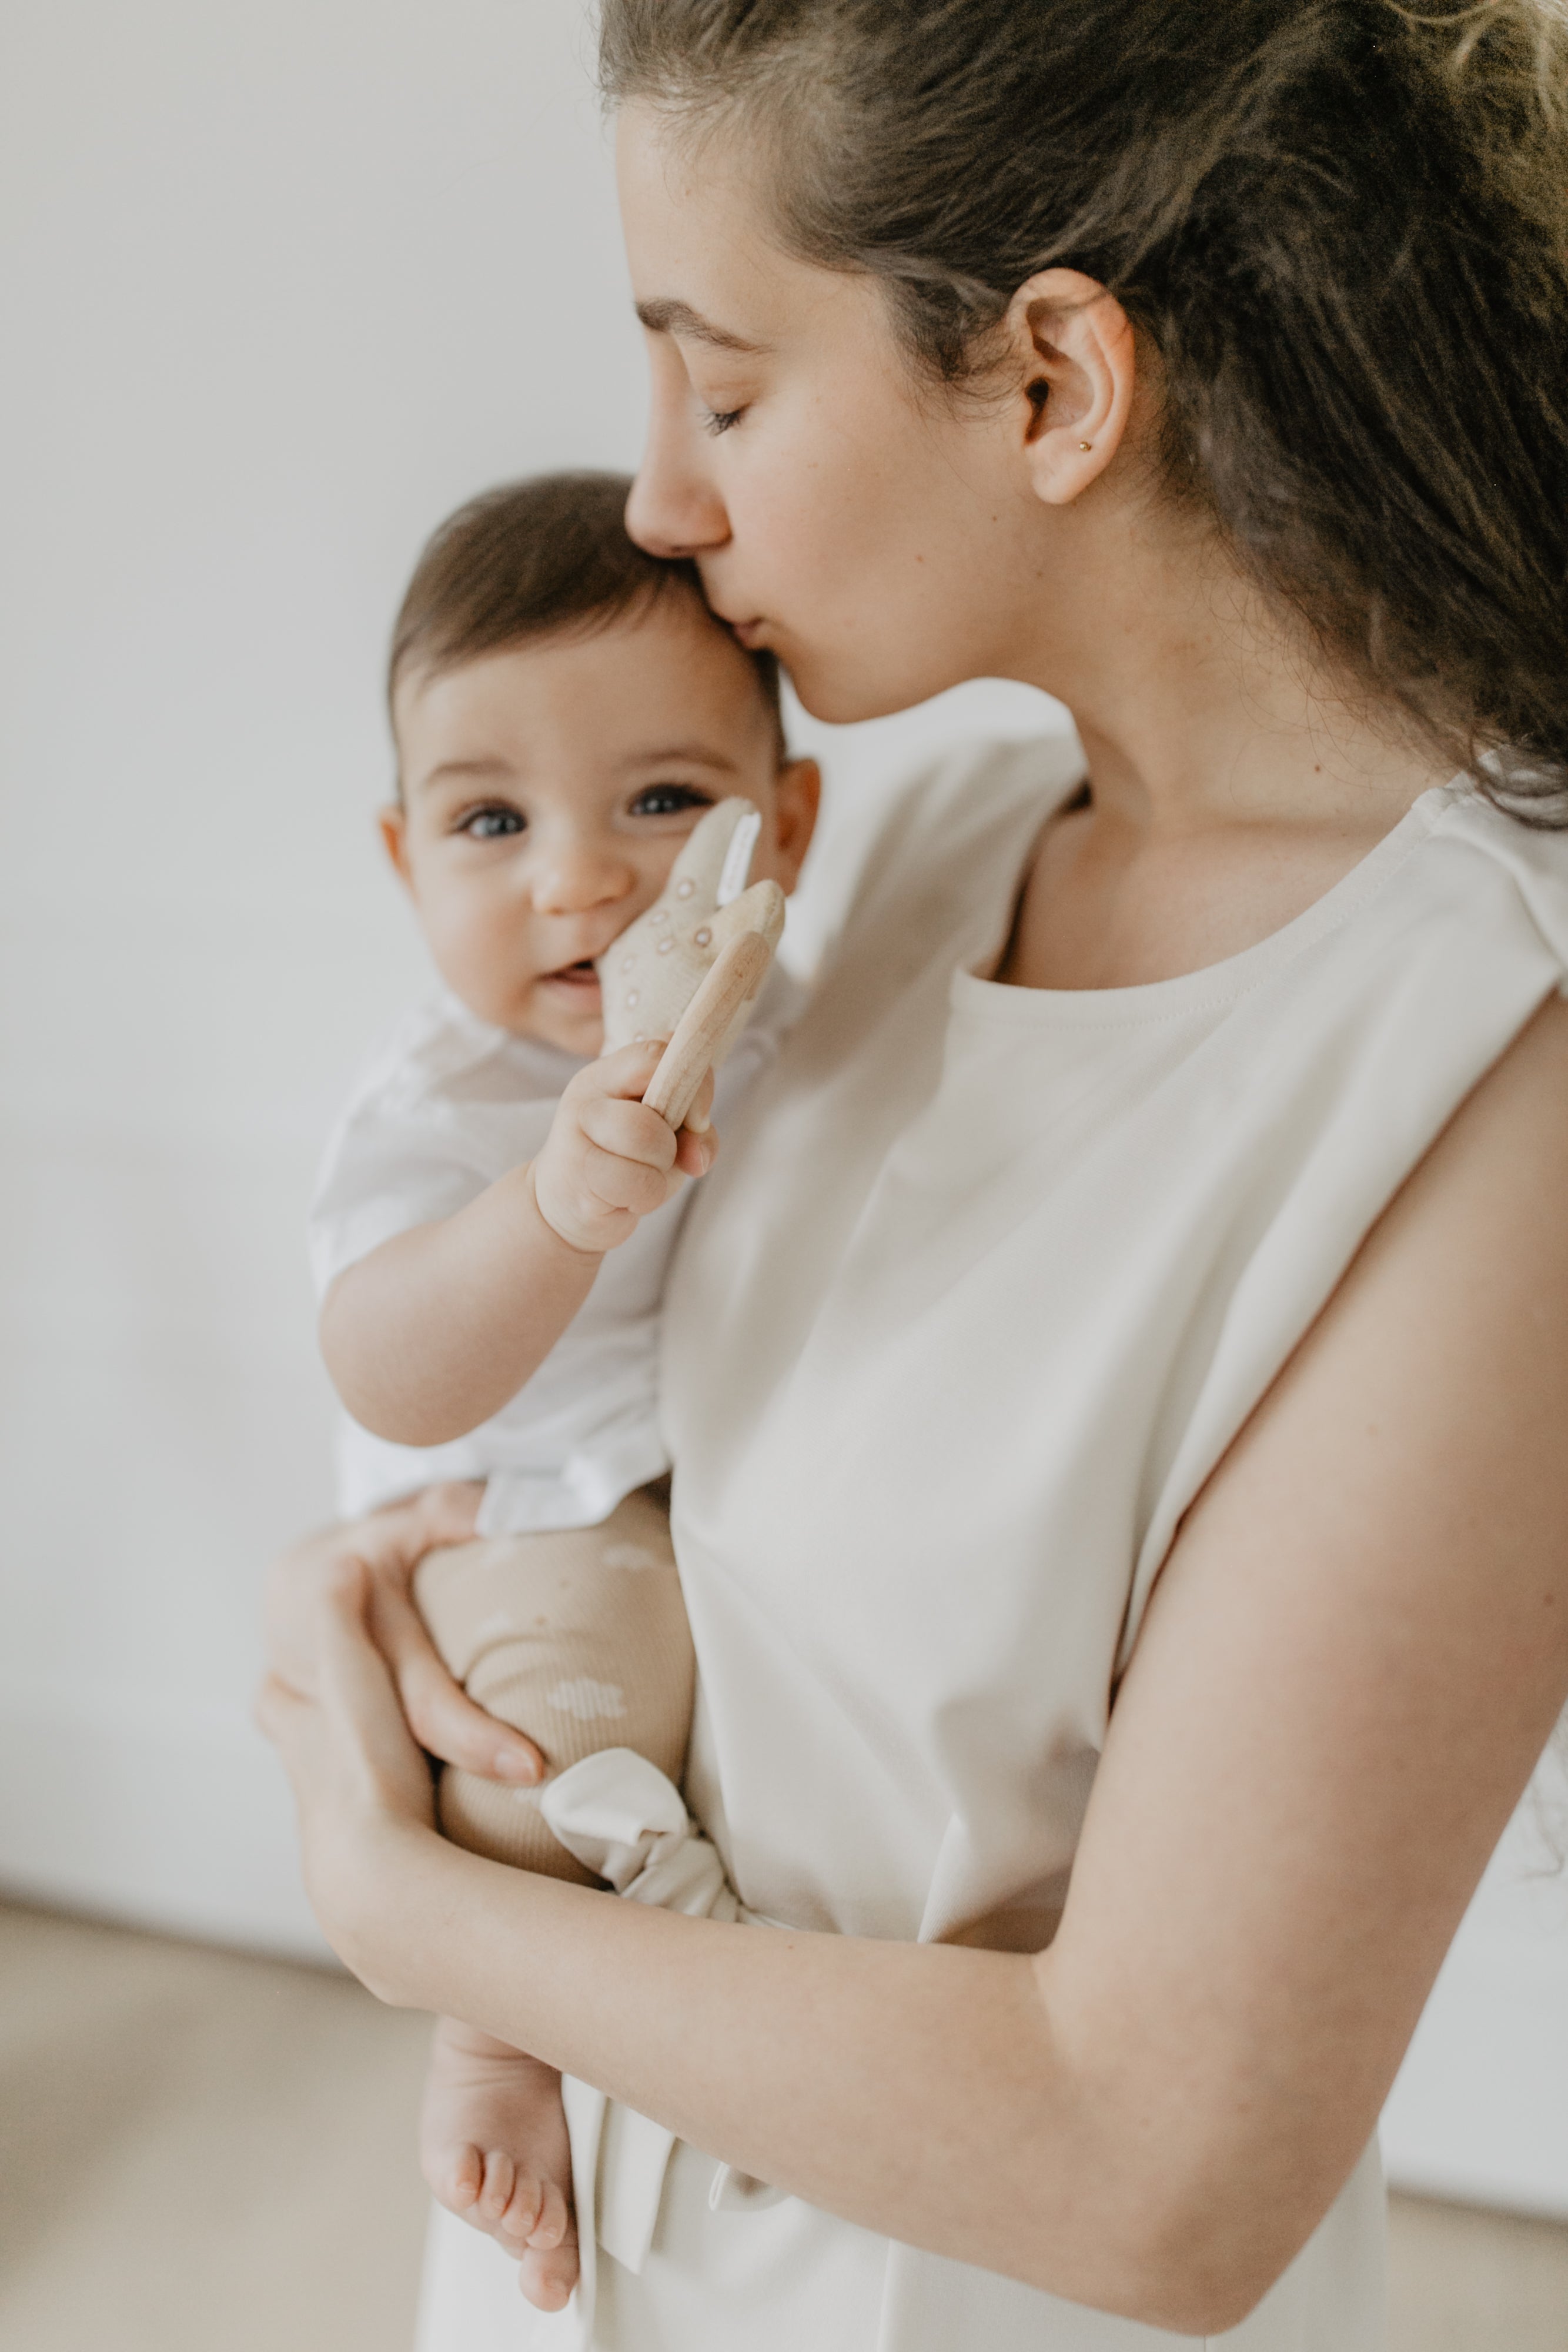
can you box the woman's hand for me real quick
[257,1544,450,1988]
[262,1482,544,1786]
[259,1494,584,2310]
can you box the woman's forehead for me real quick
[614,102,827,346]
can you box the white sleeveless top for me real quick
[417,737,1568,2351]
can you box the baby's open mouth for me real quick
[543,958,602,991]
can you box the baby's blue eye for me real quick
[459,806,524,839]
[630,784,713,818]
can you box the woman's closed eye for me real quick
[703,405,745,437]
[628,783,716,820]
[454,803,525,840]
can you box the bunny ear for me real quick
[715,808,762,906]
[661,797,761,907]
[595,796,772,1058]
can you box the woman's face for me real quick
[617,106,1059,724]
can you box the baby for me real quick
[308,472,818,2300]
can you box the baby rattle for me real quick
[596,798,785,1130]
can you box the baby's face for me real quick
[385,593,818,1056]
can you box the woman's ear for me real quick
[1002,269,1137,506]
[770,757,822,894]
[378,804,414,891]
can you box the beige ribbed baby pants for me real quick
[413,1484,695,1887]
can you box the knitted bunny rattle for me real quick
[595,797,785,1130]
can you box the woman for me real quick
[261,4,1568,2345]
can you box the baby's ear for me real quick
[378,805,413,890]
[773,758,821,893]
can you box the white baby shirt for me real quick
[309,965,802,1536]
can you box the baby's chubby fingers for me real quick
[533,1044,718,1252]
[576,1044,719,1177]
[589,1036,671,1099]
[567,1048,683,1175]
[577,1139,678,1224]
[672,1065,717,1177]
[577,1089,682,1177]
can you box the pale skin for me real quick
[323,596,820,1445]
[260,106,1568,2335]
[317,592,817,2309]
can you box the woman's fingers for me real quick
[254,1668,310,1761]
[400,1479,486,1554]
[263,1498,446,1691]
[256,1572,372,1810]
[309,1558,444,1822]
[262,1483,540,1785]
[255,1561,443,1989]
[263,1522,356,1694]
[372,1573,543,1784]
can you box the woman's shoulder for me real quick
[1421,788,1568,970]
[783,733,1085,991]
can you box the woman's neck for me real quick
[998,499,1454,991]
[1039,493,1444,834]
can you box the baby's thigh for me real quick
[414,1486,694,1882]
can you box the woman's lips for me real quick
[726,617,768,650]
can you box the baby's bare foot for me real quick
[421,2017,579,2312]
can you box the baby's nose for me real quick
[530,836,636,913]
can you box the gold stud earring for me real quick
[1077,440,1092,452]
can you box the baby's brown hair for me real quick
[389,470,783,766]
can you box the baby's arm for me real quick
[320,1040,714,1446]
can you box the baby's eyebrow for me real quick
[414,758,515,792]
[634,297,766,355]
[624,743,743,774]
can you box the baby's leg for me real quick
[413,1484,696,1882]
[410,1486,695,2300]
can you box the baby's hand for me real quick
[531,1043,716,1257]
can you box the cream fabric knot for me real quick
[539,1750,785,2345]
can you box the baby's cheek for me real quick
[428,906,529,1028]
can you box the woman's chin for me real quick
[784,647,974,729]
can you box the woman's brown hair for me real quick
[601,1,1568,820]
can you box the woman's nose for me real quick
[625,377,731,560]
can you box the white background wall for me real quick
[2,0,1563,2219]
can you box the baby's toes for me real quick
[518,2217,580,2315]
[527,2175,570,2253]
[494,2167,546,2256]
[427,2139,484,2218]
[474,2148,520,2231]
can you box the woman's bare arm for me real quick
[268,995,1568,2335]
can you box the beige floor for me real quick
[2,1905,1566,2351]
